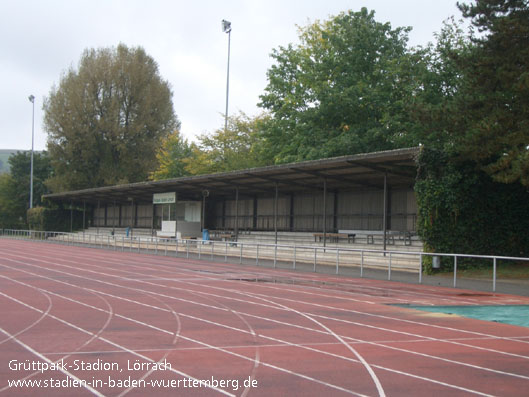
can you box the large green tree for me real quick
[44,44,178,191]
[259,8,421,163]
[150,129,192,180]
[0,151,53,228]
[453,0,529,185]
[407,18,473,150]
[183,112,270,175]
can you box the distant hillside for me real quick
[0,149,27,173]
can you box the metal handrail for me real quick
[2,228,527,292]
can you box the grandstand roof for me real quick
[43,147,420,204]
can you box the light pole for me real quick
[28,95,35,209]
[222,19,231,134]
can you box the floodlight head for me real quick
[222,19,231,33]
[28,95,35,103]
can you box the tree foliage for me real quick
[416,148,529,262]
[259,8,422,163]
[0,151,53,229]
[0,174,23,229]
[407,18,473,151]
[150,130,192,180]
[44,44,178,191]
[452,0,529,185]
[183,112,270,175]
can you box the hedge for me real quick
[415,148,529,271]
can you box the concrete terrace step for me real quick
[50,232,423,271]
[235,231,423,249]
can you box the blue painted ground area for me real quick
[397,305,529,328]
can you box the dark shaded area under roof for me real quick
[43,147,420,205]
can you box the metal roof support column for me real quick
[70,201,73,233]
[323,178,327,248]
[333,189,338,232]
[175,202,178,239]
[253,195,258,230]
[82,201,86,232]
[383,172,388,253]
[222,200,226,229]
[151,202,155,237]
[130,198,134,239]
[235,187,239,241]
[97,200,100,234]
[134,201,138,228]
[113,200,116,235]
[289,194,294,232]
[201,191,208,231]
[274,182,278,245]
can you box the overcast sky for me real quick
[0,0,463,151]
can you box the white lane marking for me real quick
[0,264,521,396]
[0,280,367,397]
[0,290,53,345]
[0,290,235,397]
[0,325,106,397]
[3,257,529,381]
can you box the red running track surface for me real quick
[1,239,529,396]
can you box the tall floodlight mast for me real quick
[28,94,35,209]
[222,19,232,134]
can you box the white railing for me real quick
[1,229,526,293]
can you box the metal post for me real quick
[222,20,232,134]
[70,201,73,233]
[361,250,364,278]
[388,252,392,281]
[256,244,259,265]
[419,254,423,284]
[82,201,86,232]
[97,200,100,235]
[274,244,277,268]
[314,248,317,272]
[454,256,458,288]
[493,257,497,292]
[151,202,155,237]
[293,246,296,269]
[28,95,35,209]
[235,187,239,241]
[130,198,134,239]
[274,182,278,245]
[202,193,206,231]
[336,249,339,274]
[383,173,387,253]
[323,178,327,248]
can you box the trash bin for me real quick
[202,229,210,241]
[432,256,441,269]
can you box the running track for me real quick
[1,239,529,396]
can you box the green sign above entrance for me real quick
[153,192,176,204]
